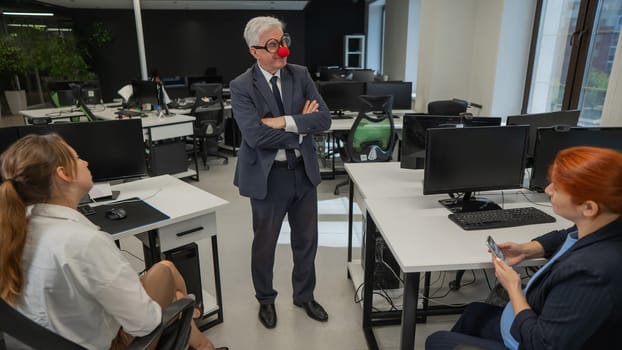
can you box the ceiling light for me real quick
[2,11,55,17]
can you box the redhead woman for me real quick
[426,146,622,350]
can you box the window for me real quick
[523,0,622,126]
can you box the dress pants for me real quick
[250,160,318,305]
[426,302,507,350]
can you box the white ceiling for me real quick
[35,0,309,11]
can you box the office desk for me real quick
[346,164,572,349]
[344,162,416,263]
[21,106,199,181]
[101,175,228,330]
[20,107,85,123]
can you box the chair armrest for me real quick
[127,297,195,350]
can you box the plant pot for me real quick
[4,90,27,115]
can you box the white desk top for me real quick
[94,108,195,128]
[365,194,571,273]
[345,162,422,199]
[329,116,404,131]
[20,106,195,128]
[101,175,228,239]
[20,107,84,119]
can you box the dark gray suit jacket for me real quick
[511,219,622,349]
[230,63,331,200]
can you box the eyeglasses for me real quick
[251,33,291,53]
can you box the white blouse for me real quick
[14,203,161,350]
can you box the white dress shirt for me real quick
[14,203,161,350]
[257,65,303,160]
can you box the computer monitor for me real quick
[400,115,502,169]
[365,81,413,109]
[506,110,580,159]
[530,126,622,192]
[423,125,529,213]
[18,119,147,183]
[131,80,159,106]
[317,81,366,115]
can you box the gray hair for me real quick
[243,16,285,47]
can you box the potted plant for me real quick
[0,33,28,115]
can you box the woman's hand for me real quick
[496,241,529,266]
[493,255,531,315]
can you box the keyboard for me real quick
[331,115,353,120]
[448,207,556,230]
[115,109,143,117]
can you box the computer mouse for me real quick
[105,207,127,220]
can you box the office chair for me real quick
[187,83,228,168]
[334,95,397,195]
[50,89,76,107]
[0,296,195,350]
[427,99,468,116]
[351,69,376,82]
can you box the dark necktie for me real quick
[270,75,297,169]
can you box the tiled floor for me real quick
[0,114,495,349]
[128,156,493,350]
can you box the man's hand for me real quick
[301,100,319,115]
[261,116,286,129]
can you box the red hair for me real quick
[549,146,622,214]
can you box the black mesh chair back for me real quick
[427,99,468,116]
[334,95,396,195]
[345,94,396,163]
[188,83,228,166]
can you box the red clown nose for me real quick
[277,46,290,58]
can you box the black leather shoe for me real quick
[258,303,277,329]
[294,300,328,322]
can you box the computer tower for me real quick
[150,141,187,176]
[361,224,401,290]
[142,242,203,306]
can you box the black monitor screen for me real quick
[365,82,412,109]
[424,126,529,212]
[132,80,159,106]
[317,81,366,114]
[401,115,502,169]
[530,127,622,192]
[18,119,147,182]
[506,110,580,158]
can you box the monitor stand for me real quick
[439,192,501,213]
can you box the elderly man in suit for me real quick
[229,16,332,329]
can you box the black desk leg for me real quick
[145,230,161,269]
[401,272,420,350]
[331,133,337,179]
[347,176,354,266]
[211,236,224,324]
[362,211,380,350]
[197,235,225,331]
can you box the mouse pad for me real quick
[87,198,170,235]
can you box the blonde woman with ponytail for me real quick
[0,134,225,350]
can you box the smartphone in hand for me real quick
[486,235,507,263]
